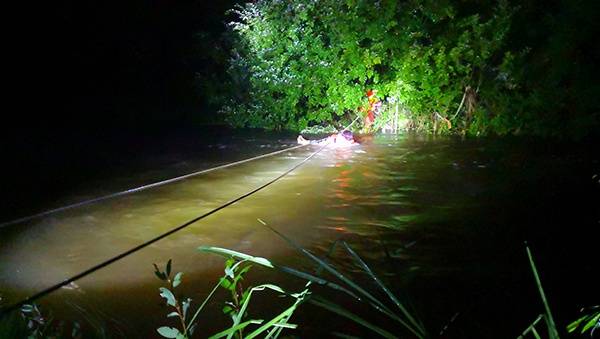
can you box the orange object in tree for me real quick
[364,89,380,129]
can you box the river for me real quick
[0,130,597,338]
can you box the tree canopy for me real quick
[214,0,599,138]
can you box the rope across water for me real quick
[0,144,308,228]
[0,140,332,316]
[1,117,361,315]
[2,115,362,229]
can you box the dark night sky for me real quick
[7,0,238,135]
[2,1,241,217]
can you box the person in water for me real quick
[297,130,356,147]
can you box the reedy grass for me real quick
[524,243,560,339]
[204,219,427,338]
[310,295,398,338]
[259,220,427,338]
[566,305,599,336]
[517,314,544,339]
[3,234,593,338]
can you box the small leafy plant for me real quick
[200,248,309,339]
[200,217,427,339]
[154,259,195,339]
[154,255,309,339]
[218,257,255,337]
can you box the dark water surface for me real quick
[0,130,597,338]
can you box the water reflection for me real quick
[1,134,596,337]
[0,135,460,336]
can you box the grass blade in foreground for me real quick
[202,245,362,302]
[208,320,264,339]
[310,296,398,339]
[277,266,360,300]
[342,241,426,337]
[525,243,559,339]
[263,224,391,311]
[200,246,310,339]
[566,305,599,335]
[198,246,274,268]
[246,289,309,339]
[516,314,544,339]
[262,222,424,338]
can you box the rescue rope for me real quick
[0,143,308,228]
[0,141,331,316]
[0,116,361,314]
[341,115,361,132]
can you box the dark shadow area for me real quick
[0,126,296,223]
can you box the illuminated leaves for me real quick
[224,0,514,132]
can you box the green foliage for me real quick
[524,244,559,339]
[154,259,192,339]
[217,0,599,138]
[567,306,599,336]
[155,255,308,339]
[221,0,512,134]
[262,222,426,338]
[197,247,308,339]
[0,303,82,339]
[199,232,426,338]
[0,311,30,339]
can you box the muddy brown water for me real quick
[0,132,597,338]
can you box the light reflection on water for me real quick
[0,133,596,337]
[0,151,317,287]
[0,134,489,336]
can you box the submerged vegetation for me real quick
[211,0,599,138]
[0,304,83,339]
